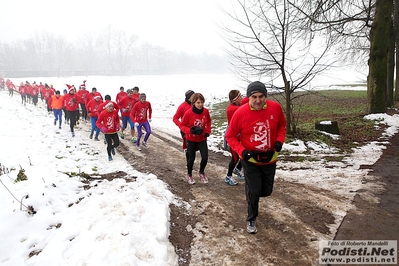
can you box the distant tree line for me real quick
[0,26,230,78]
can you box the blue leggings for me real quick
[122,116,134,130]
[136,121,151,146]
[53,109,63,127]
[90,117,100,138]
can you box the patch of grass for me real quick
[208,101,229,138]
[210,89,394,154]
[268,90,389,152]
[323,155,346,162]
[15,167,28,183]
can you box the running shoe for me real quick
[186,174,195,185]
[233,167,245,180]
[224,175,238,186]
[198,172,208,183]
[247,220,257,234]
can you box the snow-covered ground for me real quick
[1,74,398,265]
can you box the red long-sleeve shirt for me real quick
[180,107,211,143]
[98,101,119,116]
[226,97,249,124]
[86,99,104,118]
[77,89,90,104]
[86,92,103,105]
[130,100,152,123]
[63,93,82,111]
[173,101,191,128]
[225,100,286,165]
[42,88,54,101]
[96,109,120,134]
[119,95,137,117]
[116,91,128,104]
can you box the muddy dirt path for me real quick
[115,129,355,266]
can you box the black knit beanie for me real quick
[185,90,195,102]
[247,81,267,97]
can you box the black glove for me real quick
[190,126,203,135]
[242,150,253,162]
[180,130,185,139]
[274,141,283,152]
[204,133,209,138]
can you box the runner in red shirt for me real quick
[98,95,119,116]
[63,86,82,137]
[18,83,27,105]
[118,89,138,142]
[25,81,33,104]
[96,103,120,161]
[173,90,195,163]
[42,84,55,113]
[86,96,104,141]
[223,90,249,186]
[180,93,212,185]
[38,82,45,102]
[6,79,16,97]
[130,93,152,151]
[225,81,286,234]
[77,81,90,122]
[31,82,40,106]
[116,86,128,117]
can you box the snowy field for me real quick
[1,73,398,265]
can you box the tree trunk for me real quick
[394,0,399,102]
[367,0,393,114]
[285,82,293,135]
[387,20,395,107]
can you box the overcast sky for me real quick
[1,0,233,55]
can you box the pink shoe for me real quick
[198,172,208,183]
[186,174,195,185]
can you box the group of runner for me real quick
[3,77,287,234]
[2,78,153,161]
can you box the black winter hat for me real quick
[105,94,111,100]
[247,81,267,97]
[185,90,195,101]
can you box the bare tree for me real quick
[221,0,339,135]
[53,36,74,76]
[76,31,100,74]
[113,30,138,75]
